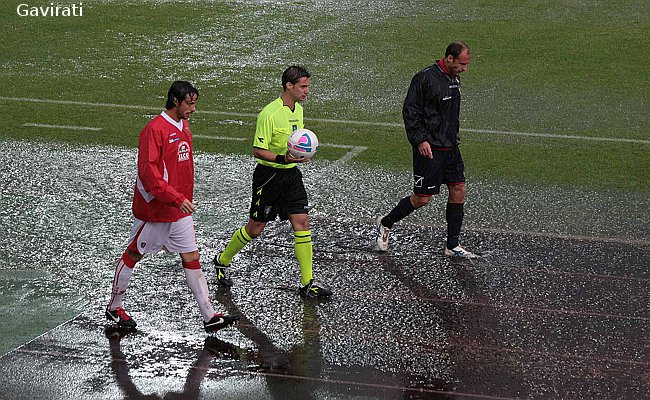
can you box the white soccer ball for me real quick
[287,128,319,159]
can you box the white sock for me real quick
[183,267,216,321]
[108,255,135,310]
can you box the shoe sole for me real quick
[444,250,479,259]
[204,317,239,333]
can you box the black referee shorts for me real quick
[249,164,309,222]
[412,146,465,196]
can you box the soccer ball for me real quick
[287,128,319,159]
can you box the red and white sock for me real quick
[107,253,136,310]
[183,260,216,321]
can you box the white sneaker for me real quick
[444,245,478,258]
[374,216,390,252]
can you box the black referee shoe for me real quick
[213,253,233,287]
[298,279,333,300]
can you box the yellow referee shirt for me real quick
[253,97,304,169]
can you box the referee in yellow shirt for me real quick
[214,65,332,300]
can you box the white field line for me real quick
[462,128,650,144]
[324,143,369,164]
[23,122,102,131]
[193,134,246,141]
[0,311,86,359]
[193,134,368,162]
[5,96,648,145]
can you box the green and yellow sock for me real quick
[294,230,313,286]
[220,226,253,266]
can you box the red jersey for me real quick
[132,112,194,222]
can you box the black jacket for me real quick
[402,61,462,148]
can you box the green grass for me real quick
[1,0,648,190]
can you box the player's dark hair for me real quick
[282,65,311,90]
[445,41,470,59]
[165,81,199,109]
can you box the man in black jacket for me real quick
[374,42,477,258]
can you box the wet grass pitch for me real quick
[0,141,647,399]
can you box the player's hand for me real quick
[418,141,433,159]
[284,151,310,163]
[179,199,196,214]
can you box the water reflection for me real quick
[105,327,239,400]
[216,289,324,399]
[215,289,439,400]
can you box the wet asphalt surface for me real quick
[0,141,648,399]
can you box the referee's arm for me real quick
[253,147,307,164]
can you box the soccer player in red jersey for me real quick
[105,81,238,332]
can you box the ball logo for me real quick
[178,141,190,162]
[295,133,313,153]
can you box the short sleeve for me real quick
[253,113,273,149]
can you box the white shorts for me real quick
[127,216,198,255]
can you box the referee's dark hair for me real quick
[166,81,199,110]
[445,42,470,59]
[282,65,311,90]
